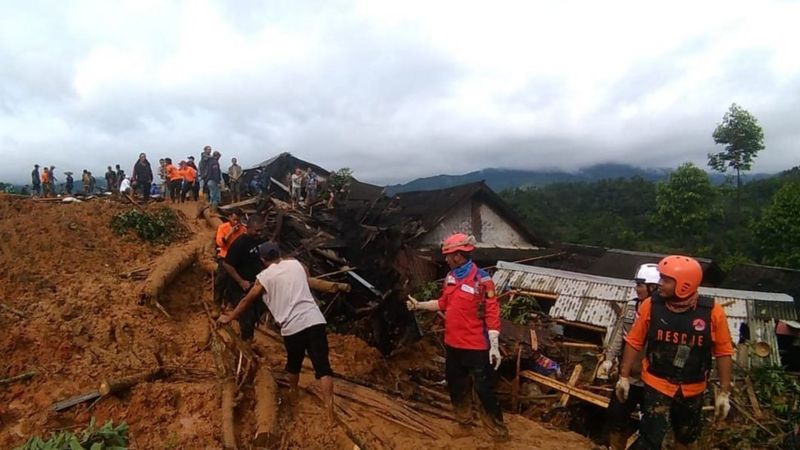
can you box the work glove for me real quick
[615,376,630,402]
[596,359,614,380]
[406,295,439,312]
[489,330,502,370]
[715,391,731,421]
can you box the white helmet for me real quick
[634,263,660,285]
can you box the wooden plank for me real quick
[559,364,584,407]
[744,377,763,419]
[520,370,609,408]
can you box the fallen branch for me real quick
[0,370,36,386]
[307,277,351,294]
[99,368,166,397]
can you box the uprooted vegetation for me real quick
[16,419,127,450]
[0,195,595,449]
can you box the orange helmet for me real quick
[441,233,476,255]
[658,255,703,298]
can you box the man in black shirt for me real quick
[132,153,154,202]
[222,215,266,340]
[31,165,41,196]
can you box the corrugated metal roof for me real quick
[493,261,797,332]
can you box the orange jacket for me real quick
[166,164,182,181]
[179,166,197,183]
[41,171,50,183]
[625,297,734,398]
[215,222,247,258]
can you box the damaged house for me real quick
[492,261,798,367]
[225,154,547,354]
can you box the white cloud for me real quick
[1,0,799,185]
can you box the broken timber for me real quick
[0,302,26,318]
[559,364,584,407]
[221,378,238,449]
[0,370,36,386]
[520,370,609,408]
[307,277,351,294]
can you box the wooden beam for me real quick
[517,290,559,300]
[559,364,584,407]
[745,377,764,419]
[520,370,609,408]
[555,319,607,333]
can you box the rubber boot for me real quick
[451,400,473,438]
[478,407,509,442]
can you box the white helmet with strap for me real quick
[634,263,660,285]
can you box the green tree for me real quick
[708,103,765,212]
[651,163,718,247]
[755,181,800,268]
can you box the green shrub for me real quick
[110,207,183,243]
[16,418,128,450]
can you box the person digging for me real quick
[616,255,734,450]
[406,233,508,441]
[217,242,334,420]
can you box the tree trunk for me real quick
[252,366,279,447]
[221,379,238,449]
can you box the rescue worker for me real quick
[616,255,734,450]
[214,208,246,306]
[164,158,182,202]
[178,160,197,202]
[41,167,51,197]
[598,264,660,449]
[217,242,335,417]
[406,233,508,441]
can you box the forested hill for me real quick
[386,163,772,194]
[500,165,800,270]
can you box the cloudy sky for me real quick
[1,0,799,185]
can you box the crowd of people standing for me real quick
[28,145,248,210]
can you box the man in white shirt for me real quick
[217,242,334,415]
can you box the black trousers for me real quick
[169,180,182,202]
[228,282,266,341]
[139,180,151,201]
[181,181,194,202]
[632,385,704,449]
[283,323,333,379]
[445,345,503,423]
[604,383,645,435]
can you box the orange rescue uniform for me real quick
[166,164,182,181]
[215,222,247,258]
[624,298,734,398]
[179,166,197,183]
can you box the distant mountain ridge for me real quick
[385,163,774,194]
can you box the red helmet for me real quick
[658,255,703,298]
[441,233,476,255]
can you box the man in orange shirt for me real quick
[214,208,246,306]
[164,158,182,202]
[178,160,197,202]
[617,255,733,450]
